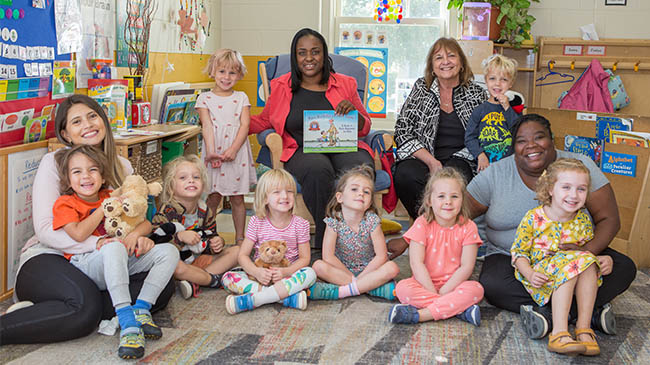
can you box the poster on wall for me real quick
[256,61,266,107]
[335,47,388,118]
[7,147,48,290]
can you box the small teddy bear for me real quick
[102,175,162,238]
[254,240,290,269]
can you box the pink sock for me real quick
[338,279,360,299]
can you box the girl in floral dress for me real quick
[309,165,399,300]
[197,48,256,245]
[512,158,601,356]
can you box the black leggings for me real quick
[284,148,374,248]
[478,248,637,316]
[0,254,174,345]
[393,157,474,219]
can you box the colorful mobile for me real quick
[374,0,403,23]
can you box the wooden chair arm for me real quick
[265,132,284,169]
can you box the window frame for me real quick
[333,0,450,126]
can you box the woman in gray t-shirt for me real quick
[466,114,636,340]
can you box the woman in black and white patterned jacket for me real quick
[392,37,487,223]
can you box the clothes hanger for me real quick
[535,61,576,86]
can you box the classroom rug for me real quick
[1,262,649,364]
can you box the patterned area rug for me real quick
[2,261,649,364]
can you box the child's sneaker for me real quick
[283,291,307,310]
[456,304,481,326]
[226,293,254,314]
[134,308,162,339]
[118,327,145,359]
[179,280,201,299]
[388,304,420,324]
[307,282,339,300]
[368,281,396,300]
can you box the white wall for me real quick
[529,0,650,39]
[220,0,325,55]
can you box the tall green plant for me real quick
[443,0,540,48]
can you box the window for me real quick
[335,0,447,116]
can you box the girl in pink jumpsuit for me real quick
[388,167,484,326]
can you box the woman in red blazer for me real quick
[250,28,373,249]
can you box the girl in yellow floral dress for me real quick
[511,158,601,357]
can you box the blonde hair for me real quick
[254,169,297,218]
[482,54,518,81]
[424,37,474,88]
[325,165,378,220]
[418,167,471,224]
[204,48,247,80]
[55,145,115,196]
[160,155,208,205]
[535,158,591,207]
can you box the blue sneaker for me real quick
[307,282,339,300]
[457,304,481,326]
[226,293,254,314]
[388,304,420,324]
[282,291,307,310]
[368,281,396,300]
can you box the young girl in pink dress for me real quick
[197,49,256,244]
[389,167,484,326]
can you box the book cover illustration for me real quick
[182,101,200,125]
[88,79,129,130]
[303,110,358,153]
[564,135,603,167]
[609,130,650,148]
[163,102,187,124]
[596,116,632,141]
[52,61,76,99]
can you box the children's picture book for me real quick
[609,130,650,148]
[88,79,129,130]
[158,89,196,122]
[52,61,76,99]
[182,101,200,125]
[163,102,187,124]
[303,110,358,153]
[596,116,633,141]
[564,135,603,167]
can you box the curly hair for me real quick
[325,164,377,220]
[254,169,297,218]
[418,167,471,225]
[535,158,591,207]
[55,145,114,196]
[160,155,209,205]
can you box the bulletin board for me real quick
[0,0,71,83]
[0,140,48,298]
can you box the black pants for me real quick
[479,248,637,316]
[284,148,373,248]
[0,254,174,345]
[393,157,474,219]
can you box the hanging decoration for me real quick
[374,0,403,23]
[177,0,211,52]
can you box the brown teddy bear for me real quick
[254,240,290,269]
[102,175,162,238]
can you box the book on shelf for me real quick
[596,116,633,141]
[609,130,650,148]
[564,135,603,167]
